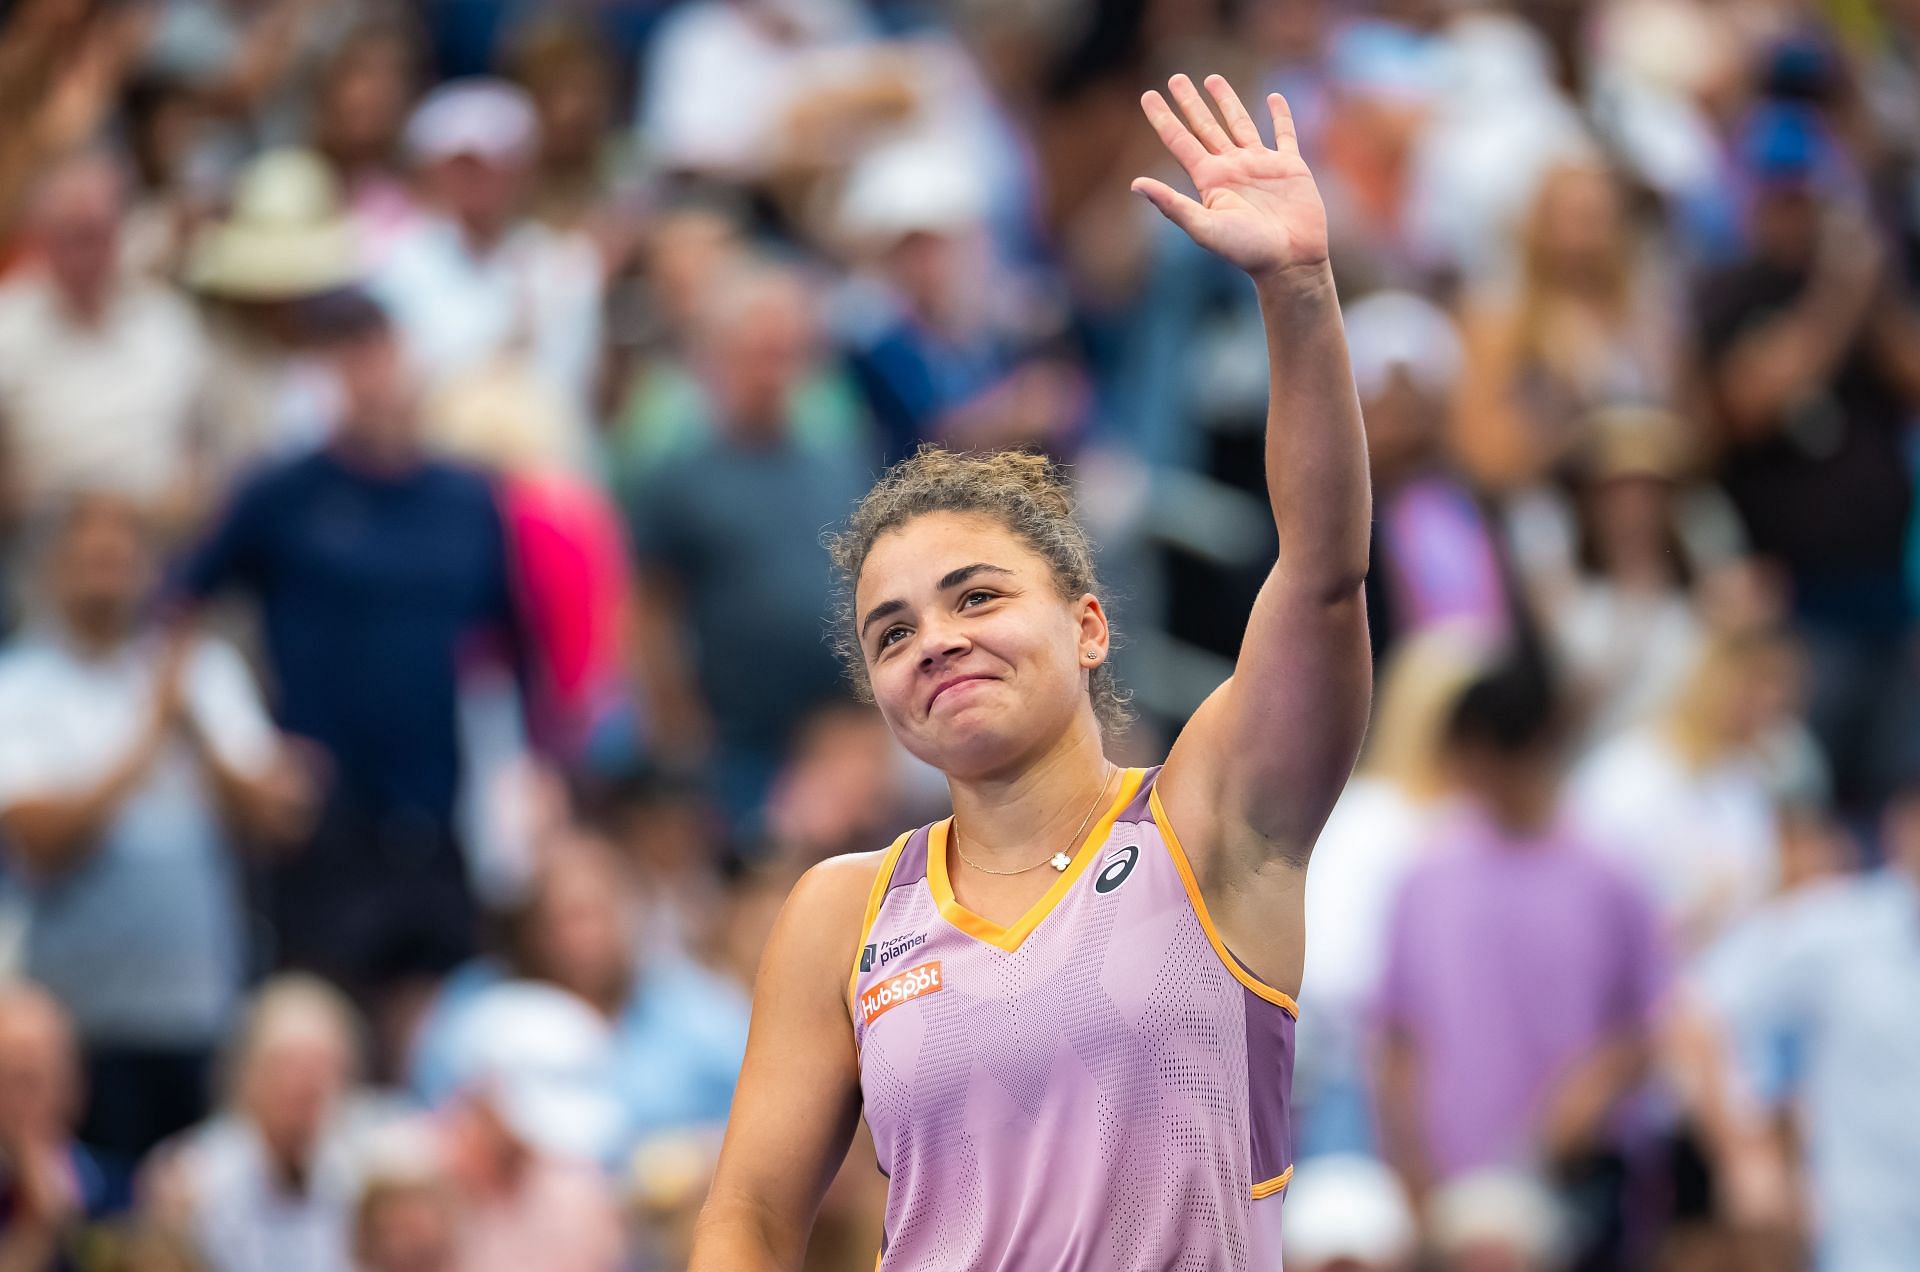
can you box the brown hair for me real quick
[825,446,1130,733]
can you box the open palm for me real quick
[1133,74,1329,282]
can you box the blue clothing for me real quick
[177,449,519,822]
[1698,870,1920,1272]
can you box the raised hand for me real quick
[1132,74,1328,284]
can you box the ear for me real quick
[1074,594,1110,669]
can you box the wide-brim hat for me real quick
[187,149,362,301]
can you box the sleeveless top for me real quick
[849,766,1298,1271]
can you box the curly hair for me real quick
[825,446,1131,734]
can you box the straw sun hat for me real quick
[187,149,362,300]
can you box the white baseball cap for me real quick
[1282,1154,1417,1268]
[838,139,987,244]
[442,981,624,1164]
[1344,290,1464,400]
[405,79,539,167]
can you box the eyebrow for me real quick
[859,563,1014,640]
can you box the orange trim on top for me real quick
[1148,786,1300,1018]
[848,831,914,1016]
[1251,1165,1294,1200]
[927,768,1148,953]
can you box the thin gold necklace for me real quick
[952,764,1118,877]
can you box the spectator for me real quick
[1306,18,1447,292]
[0,493,310,1164]
[1697,103,1920,813]
[349,1131,456,1272]
[638,0,910,185]
[1279,1154,1418,1272]
[1570,633,1807,951]
[0,0,149,251]
[425,357,638,769]
[597,768,731,968]
[1297,623,1488,1159]
[626,261,872,819]
[174,291,523,1036]
[1542,408,1714,748]
[411,834,748,1163]
[1696,781,1920,1272]
[1404,9,1593,284]
[308,21,423,272]
[1427,1170,1571,1272]
[835,139,1086,461]
[185,147,366,476]
[505,19,627,238]
[762,701,925,865]
[117,73,218,284]
[427,983,625,1272]
[0,982,120,1272]
[0,151,209,530]
[1345,290,1516,662]
[370,80,604,445]
[141,976,381,1272]
[611,237,865,487]
[1454,160,1689,492]
[1373,651,1668,1255]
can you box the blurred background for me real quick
[0,0,1917,1269]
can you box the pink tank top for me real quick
[849,766,1297,1271]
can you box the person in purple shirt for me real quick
[1374,649,1669,1265]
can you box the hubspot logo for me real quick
[860,961,944,1025]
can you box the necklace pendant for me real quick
[1049,851,1073,872]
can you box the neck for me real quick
[331,422,419,475]
[946,722,1113,871]
[458,214,507,256]
[1608,557,1673,592]
[62,613,131,657]
[56,282,112,328]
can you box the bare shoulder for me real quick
[766,846,895,977]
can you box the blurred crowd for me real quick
[0,0,1918,1269]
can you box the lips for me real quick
[928,674,995,712]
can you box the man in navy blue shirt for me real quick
[175,291,523,1016]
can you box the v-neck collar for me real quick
[927,767,1146,953]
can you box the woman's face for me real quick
[1534,166,1624,281]
[528,845,635,1008]
[319,39,414,162]
[855,512,1106,780]
[1590,475,1674,576]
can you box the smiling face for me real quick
[855,511,1108,780]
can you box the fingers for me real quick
[1130,177,1207,237]
[1168,73,1232,154]
[1268,91,1298,151]
[1204,74,1263,148]
[1139,89,1209,173]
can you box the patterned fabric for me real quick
[851,767,1296,1270]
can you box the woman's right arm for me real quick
[689,851,885,1271]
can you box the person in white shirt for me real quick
[1570,632,1812,952]
[370,80,603,459]
[0,492,312,1162]
[143,975,393,1272]
[0,151,209,528]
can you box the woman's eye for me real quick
[879,625,909,649]
[962,590,994,608]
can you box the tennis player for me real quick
[690,73,1370,1270]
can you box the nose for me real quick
[915,611,970,668]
